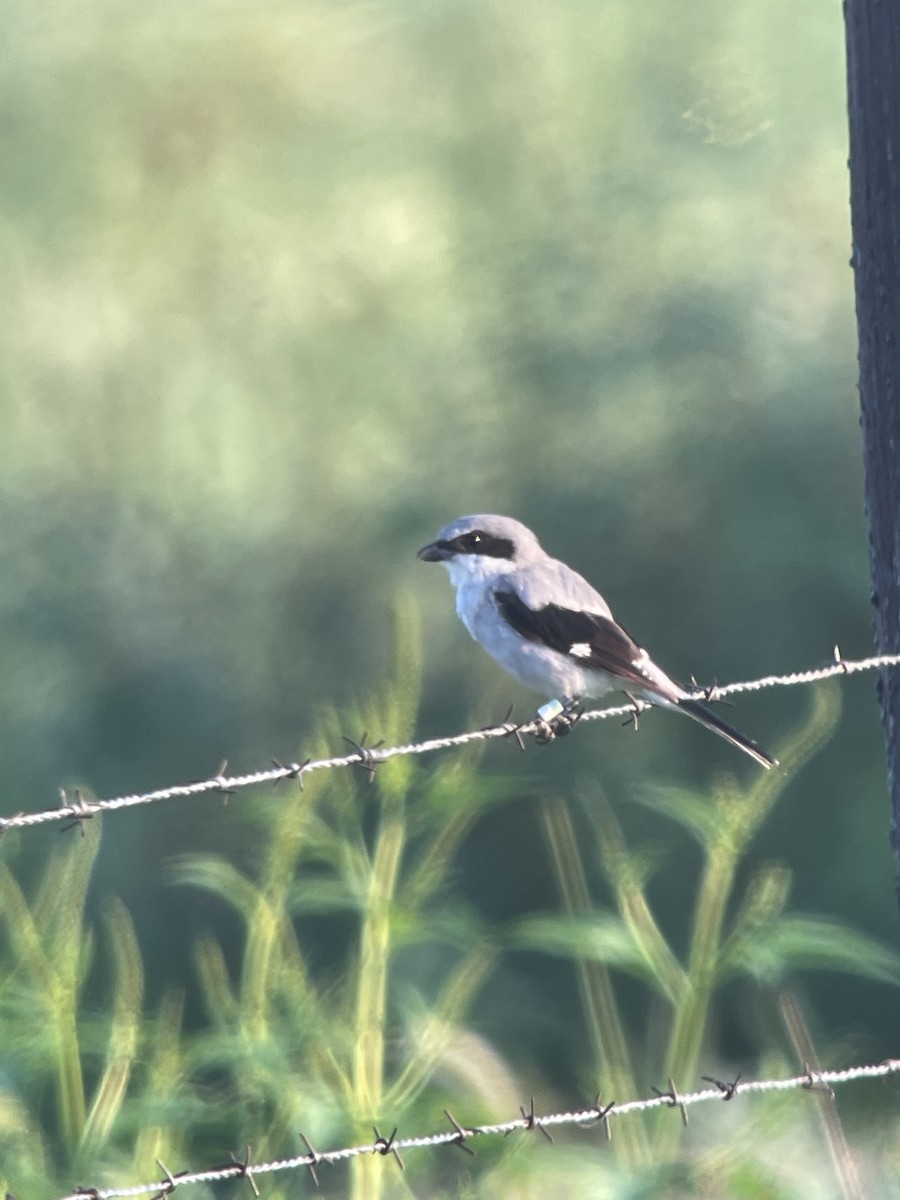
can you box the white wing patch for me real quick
[569,642,593,659]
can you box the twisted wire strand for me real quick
[54,1058,900,1200]
[4,652,899,835]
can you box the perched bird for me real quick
[417,514,775,768]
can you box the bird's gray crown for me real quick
[417,514,543,564]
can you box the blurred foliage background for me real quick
[1,0,899,1194]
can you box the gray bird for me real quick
[418,514,775,768]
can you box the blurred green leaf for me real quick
[635,783,724,846]
[586,792,687,1008]
[81,899,143,1152]
[720,916,900,986]
[193,935,239,1029]
[169,855,261,920]
[287,875,361,914]
[512,913,663,987]
[723,864,793,959]
[392,903,490,951]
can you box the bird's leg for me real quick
[622,693,650,731]
[554,696,583,735]
[532,699,560,744]
[532,697,583,743]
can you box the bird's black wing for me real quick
[493,589,658,692]
[494,588,775,766]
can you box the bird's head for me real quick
[417,514,543,585]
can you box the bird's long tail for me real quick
[676,698,777,769]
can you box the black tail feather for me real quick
[677,698,776,769]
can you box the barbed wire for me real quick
[55,1058,900,1200]
[2,650,898,836]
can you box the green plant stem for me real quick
[660,838,734,1142]
[242,779,318,1040]
[54,993,86,1151]
[542,797,649,1168]
[658,684,842,1156]
[351,813,405,1200]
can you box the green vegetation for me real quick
[0,0,895,1194]
[1,636,899,1197]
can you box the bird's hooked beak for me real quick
[417,540,452,562]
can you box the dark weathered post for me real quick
[845,1,900,903]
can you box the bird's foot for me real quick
[532,698,583,744]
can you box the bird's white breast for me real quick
[450,575,605,699]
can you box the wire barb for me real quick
[343,733,384,783]
[493,704,529,752]
[212,759,237,804]
[271,757,311,789]
[584,1096,616,1141]
[702,1074,741,1100]
[444,1109,476,1155]
[512,1097,554,1143]
[227,1147,260,1197]
[58,788,96,836]
[5,652,900,834]
[802,1063,835,1096]
[690,675,732,706]
[372,1125,405,1171]
[621,694,650,732]
[150,1160,183,1200]
[298,1131,321,1186]
[652,1078,689,1126]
